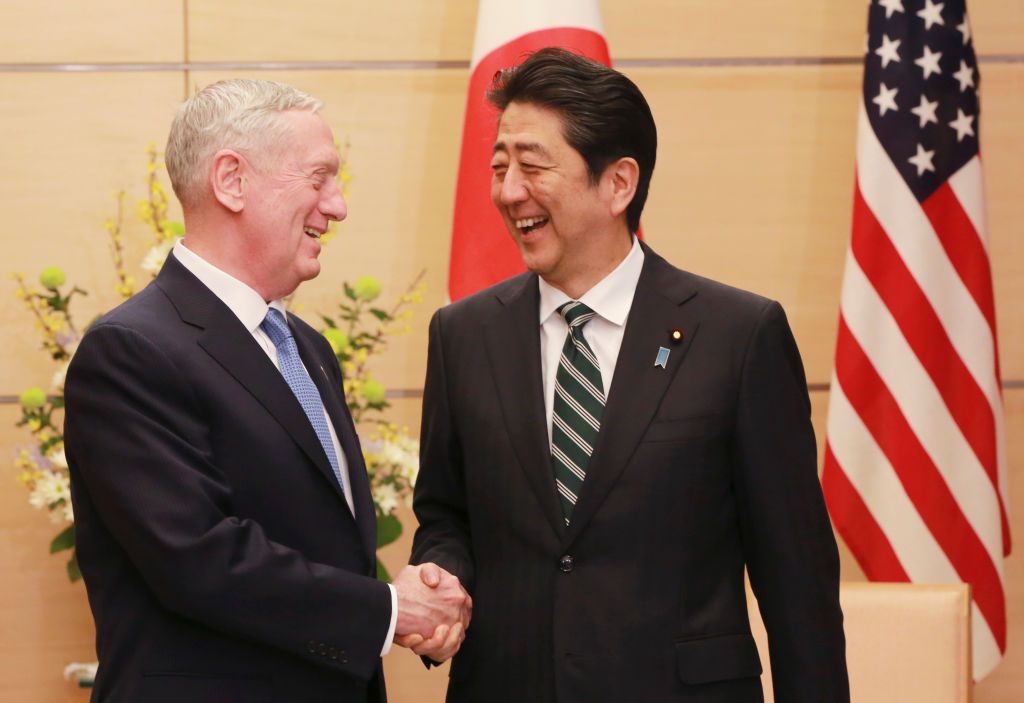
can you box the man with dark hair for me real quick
[410,48,849,702]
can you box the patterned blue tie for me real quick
[260,308,344,490]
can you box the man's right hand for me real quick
[392,563,471,662]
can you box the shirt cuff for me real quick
[380,583,398,656]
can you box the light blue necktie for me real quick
[260,308,344,490]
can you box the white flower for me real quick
[63,500,75,523]
[28,471,69,511]
[141,238,179,274]
[48,447,68,470]
[51,360,71,391]
[374,482,399,516]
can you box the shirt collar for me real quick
[538,236,644,326]
[172,239,286,332]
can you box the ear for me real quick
[604,156,639,220]
[210,149,246,213]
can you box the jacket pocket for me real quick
[139,672,271,703]
[675,632,762,685]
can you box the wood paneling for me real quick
[0,73,184,393]
[605,0,1024,60]
[186,0,1024,63]
[0,405,94,702]
[187,0,477,63]
[0,1,183,64]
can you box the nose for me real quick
[321,179,348,222]
[497,165,529,206]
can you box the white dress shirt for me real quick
[539,236,645,443]
[172,240,397,655]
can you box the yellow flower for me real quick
[362,379,386,405]
[39,266,66,290]
[353,276,382,301]
[19,387,47,410]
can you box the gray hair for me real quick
[165,78,323,208]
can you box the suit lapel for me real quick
[483,275,567,539]
[155,255,350,509]
[562,248,701,548]
[293,328,378,566]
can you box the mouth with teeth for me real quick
[303,226,322,239]
[515,216,549,235]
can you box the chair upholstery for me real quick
[747,582,971,702]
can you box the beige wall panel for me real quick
[0,73,184,394]
[981,64,1024,381]
[0,405,94,703]
[0,1,183,64]
[187,0,477,62]
[634,64,858,383]
[187,0,1023,63]
[605,0,1024,59]
[186,68,467,393]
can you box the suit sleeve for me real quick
[63,321,392,681]
[732,302,850,702]
[410,309,475,592]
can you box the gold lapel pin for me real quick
[670,328,684,344]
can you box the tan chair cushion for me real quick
[747,582,971,702]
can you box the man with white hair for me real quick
[64,79,468,703]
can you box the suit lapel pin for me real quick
[670,328,684,344]
[654,346,670,369]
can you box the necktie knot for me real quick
[558,301,597,330]
[260,308,292,347]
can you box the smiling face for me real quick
[490,101,629,297]
[241,109,346,300]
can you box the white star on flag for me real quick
[957,17,971,44]
[910,95,940,127]
[949,108,976,141]
[953,60,976,91]
[872,82,899,115]
[914,45,943,79]
[908,143,936,175]
[917,0,946,29]
[878,0,905,19]
[875,34,902,67]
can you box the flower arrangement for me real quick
[11,143,422,583]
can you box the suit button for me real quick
[307,640,317,654]
[339,650,348,664]
[559,555,574,573]
[328,647,338,660]
[318,644,328,656]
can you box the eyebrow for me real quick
[492,140,552,159]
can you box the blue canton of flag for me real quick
[866,0,980,203]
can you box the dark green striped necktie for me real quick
[551,301,605,524]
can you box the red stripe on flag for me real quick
[834,315,1006,648]
[921,181,999,349]
[822,444,909,582]
[448,28,609,301]
[850,181,1006,544]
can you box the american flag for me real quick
[822,0,1008,679]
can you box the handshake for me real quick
[392,563,472,662]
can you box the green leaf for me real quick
[40,435,64,453]
[66,552,82,582]
[50,396,65,409]
[376,513,402,548]
[50,525,75,554]
[319,314,337,328]
[369,308,390,321]
[376,560,391,582]
[343,282,357,301]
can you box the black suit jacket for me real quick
[64,253,391,703]
[411,245,848,703]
